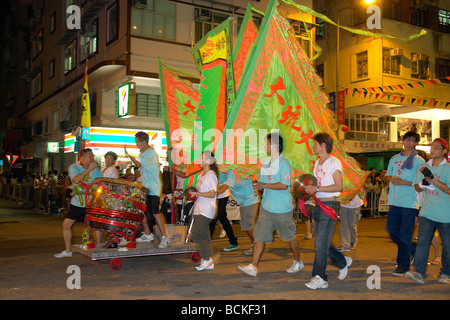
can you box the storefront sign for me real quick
[118,82,136,118]
[47,142,60,153]
[344,140,403,153]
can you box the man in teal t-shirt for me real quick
[238,133,302,277]
[126,131,169,248]
[384,131,425,276]
[405,138,450,284]
[55,148,102,258]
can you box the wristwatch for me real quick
[263,183,266,189]
[316,185,320,192]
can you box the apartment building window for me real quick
[439,9,450,33]
[131,0,176,40]
[107,1,119,44]
[315,18,325,39]
[52,110,59,131]
[64,39,77,74]
[136,93,162,117]
[436,58,450,79]
[411,53,428,79]
[356,51,368,79]
[49,59,55,79]
[50,12,56,34]
[345,113,390,142]
[382,0,401,21]
[32,29,43,60]
[31,71,42,98]
[81,19,98,59]
[114,92,162,118]
[383,47,400,75]
[411,6,429,28]
[194,9,228,43]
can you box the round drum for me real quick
[84,178,149,241]
[293,174,317,200]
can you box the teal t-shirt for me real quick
[386,153,424,209]
[414,161,450,223]
[220,170,259,208]
[139,148,162,196]
[68,162,102,208]
[258,155,293,213]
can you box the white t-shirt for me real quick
[313,156,343,199]
[102,165,118,179]
[341,194,363,208]
[193,170,218,219]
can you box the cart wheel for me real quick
[110,258,122,271]
[191,252,201,263]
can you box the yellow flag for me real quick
[80,62,91,128]
[198,29,228,65]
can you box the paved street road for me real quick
[0,197,448,303]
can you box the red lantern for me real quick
[341,125,349,132]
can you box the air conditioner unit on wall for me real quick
[412,53,427,61]
[133,0,147,9]
[194,8,211,21]
[389,48,403,56]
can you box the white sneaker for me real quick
[136,233,154,243]
[305,275,328,290]
[405,271,425,284]
[437,274,449,284]
[237,264,258,277]
[338,256,353,280]
[195,258,214,271]
[54,250,73,258]
[158,236,170,248]
[286,260,304,273]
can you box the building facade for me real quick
[11,0,316,175]
[313,0,450,170]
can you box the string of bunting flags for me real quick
[346,76,450,109]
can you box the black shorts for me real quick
[146,195,160,216]
[67,205,86,222]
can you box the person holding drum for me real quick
[125,131,170,249]
[238,133,302,277]
[55,148,102,258]
[304,132,352,290]
[187,150,219,271]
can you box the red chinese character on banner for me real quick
[183,100,196,115]
[294,129,314,155]
[264,76,285,105]
[278,105,302,131]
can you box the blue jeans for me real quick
[312,201,346,281]
[386,206,417,271]
[414,217,450,277]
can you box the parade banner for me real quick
[232,5,260,89]
[157,58,200,173]
[189,18,235,176]
[216,0,367,202]
[192,17,235,116]
[80,61,91,130]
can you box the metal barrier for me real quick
[0,182,68,212]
